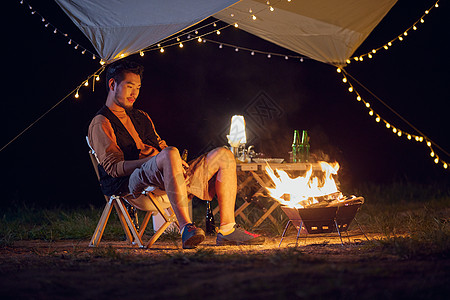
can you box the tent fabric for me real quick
[54,0,240,62]
[55,0,397,65]
[214,0,397,65]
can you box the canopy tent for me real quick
[55,0,397,66]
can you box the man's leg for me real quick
[204,147,237,226]
[155,146,205,249]
[155,146,192,229]
[205,147,265,245]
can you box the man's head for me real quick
[105,60,144,110]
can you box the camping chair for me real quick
[87,140,179,248]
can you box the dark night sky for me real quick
[2,0,449,208]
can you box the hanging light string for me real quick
[0,67,104,153]
[18,0,98,60]
[139,0,297,58]
[347,0,440,64]
[335,67,448,170]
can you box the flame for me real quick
[265,162,341,208]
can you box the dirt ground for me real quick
[1,233,449,300]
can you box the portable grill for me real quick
[278,196,368,247]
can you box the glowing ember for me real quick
[265,162,343,208]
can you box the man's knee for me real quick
[157,146,181,168]
[209,147,236,169]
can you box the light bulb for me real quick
[75,92,79,98]
[434,157,439,164]
[342,77,347,83]
[444,163,448,169]
[368,53,372,59]
[372,49,376,53]
[348,86,353,92]
[346,59,351,64]
[84,81,89,86]
[393,128,397,133]
[435,3,439,8]
[386,123,391,128]
[219,44,223,49]
[369,110,374,116]
[397,131,402,137]
[251,51,255,55]
[269,6,274,12]
[384,45,388,50]
[285,56,288,60]
[176,37,180,42]
[95,75,100,81]
[160,47,164,53]
[420,18,424,23]
[140,51,144,56]
[267,54,271,58]
[388,42,392,46]
[179,43,183,48]
[376,116,381,122]
[415,136,420,141]
[404,31,408,36]
[356,95,361,101]
[216,30,220,35]
[100,60,105,65]
[399,36,403,41]
[252,15,256,20]
[425,10,429,14]
[235,48,239,52]
[365,102,370,108]
[336,68,341,73]
[430,151,435,157]
[234,23,239,28]
[427,141,431,147]
[413,26,417,30]
[407,134,412,140]
[197,37,202,42]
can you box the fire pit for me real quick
[279,196,368,247]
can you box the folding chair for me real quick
[87,142,179,248]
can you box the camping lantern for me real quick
[227,115,247,157]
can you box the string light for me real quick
[337,67,449,170]
[347,0,440,65]
[18,0,97,61]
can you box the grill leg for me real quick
[354,217,369,241]
[278,220,292,248]
[334,219,344,246]
[295,221,303,247]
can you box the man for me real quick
[88,60,264,249]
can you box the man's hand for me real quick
[181,160,189,172]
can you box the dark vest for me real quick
[96,106,161,196]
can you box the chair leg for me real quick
[115,198,145,248]
[89,197,114,247]
[139,211,153,239]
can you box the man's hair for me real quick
[105,60,144,91]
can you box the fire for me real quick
[265,162,342,208]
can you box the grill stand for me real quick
[278,197,369,247]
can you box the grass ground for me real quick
[0,181,449,299]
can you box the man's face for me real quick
[110,72,141,110]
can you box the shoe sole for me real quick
[216,237,265,246]
[182,234,205,249]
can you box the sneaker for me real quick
[216,224,265,246]
[182,223,205,249]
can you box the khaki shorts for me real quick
[128,151,216,201]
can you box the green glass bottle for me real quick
[299,130,310,162]
[292,130,300,162]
